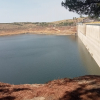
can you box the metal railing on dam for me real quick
[77,23,100,67]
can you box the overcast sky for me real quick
[0,0,80,23]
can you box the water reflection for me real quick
[77,37,100,75]
[67,35,77,42]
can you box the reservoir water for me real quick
[0,34,100,84]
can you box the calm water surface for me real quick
[0,34,100,84]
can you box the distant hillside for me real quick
[51,17,100,25]
[50,17,85,26]
[0,17,85,27]
[0,17,88,36]
[51,17,85,23]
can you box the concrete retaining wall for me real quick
[78,24,100,67]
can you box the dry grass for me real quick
[51,18,85,24]
[0,24,77,36]
[0,17,86,36]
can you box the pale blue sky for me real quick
[0,0,79,23]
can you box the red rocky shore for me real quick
[0,75,100,100]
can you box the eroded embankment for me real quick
[0,24,76,36]
[0,75,100,100]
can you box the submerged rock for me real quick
[0,75,100,100]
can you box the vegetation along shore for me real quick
[0,18,85,36]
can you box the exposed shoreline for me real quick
[0,32,76,37]
[0,24,77,37]
[0,75,100,100]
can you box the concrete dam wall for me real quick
[78,24,100,67]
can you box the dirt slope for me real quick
[0,18,83,36]
[0,75,100,100]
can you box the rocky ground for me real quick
[0,75,100,100]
